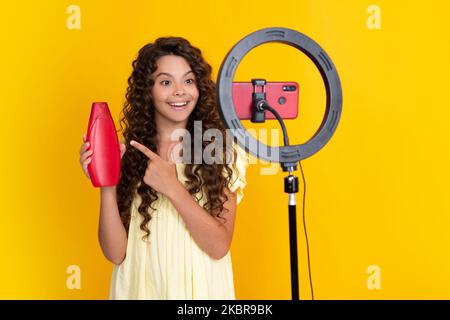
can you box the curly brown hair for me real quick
[116,37,237,241]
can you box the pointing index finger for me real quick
[130,140,159,160]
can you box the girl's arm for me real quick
[166,183,237,260]
[98,186,128,265]
[128,140,237,260]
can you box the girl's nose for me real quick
[173,83,186,96]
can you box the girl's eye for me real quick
[186,78,195,84]
[161,80,170,86]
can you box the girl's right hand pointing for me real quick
[79,133,126,179]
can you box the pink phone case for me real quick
[232,82,299,120]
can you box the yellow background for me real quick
[1,0,449,299]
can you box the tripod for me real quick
[251,79,301,300]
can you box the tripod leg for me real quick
[289,201,299,300]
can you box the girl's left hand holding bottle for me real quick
[130,140,180,197]
[80,133,126,180]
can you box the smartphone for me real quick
[232,81,299,120]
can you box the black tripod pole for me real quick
[285,170,300,300]
[250,79,301,300]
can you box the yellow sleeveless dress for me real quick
[109,143,249,299]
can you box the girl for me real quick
[78,37,249,299]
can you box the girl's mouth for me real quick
[167,101,190,110]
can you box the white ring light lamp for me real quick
[217,27,342,166]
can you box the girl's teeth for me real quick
[169,102,188,107]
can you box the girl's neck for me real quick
[155,113,188,144]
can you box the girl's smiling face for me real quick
[150,55,199,125]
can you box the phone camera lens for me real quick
[282,86,296,92]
